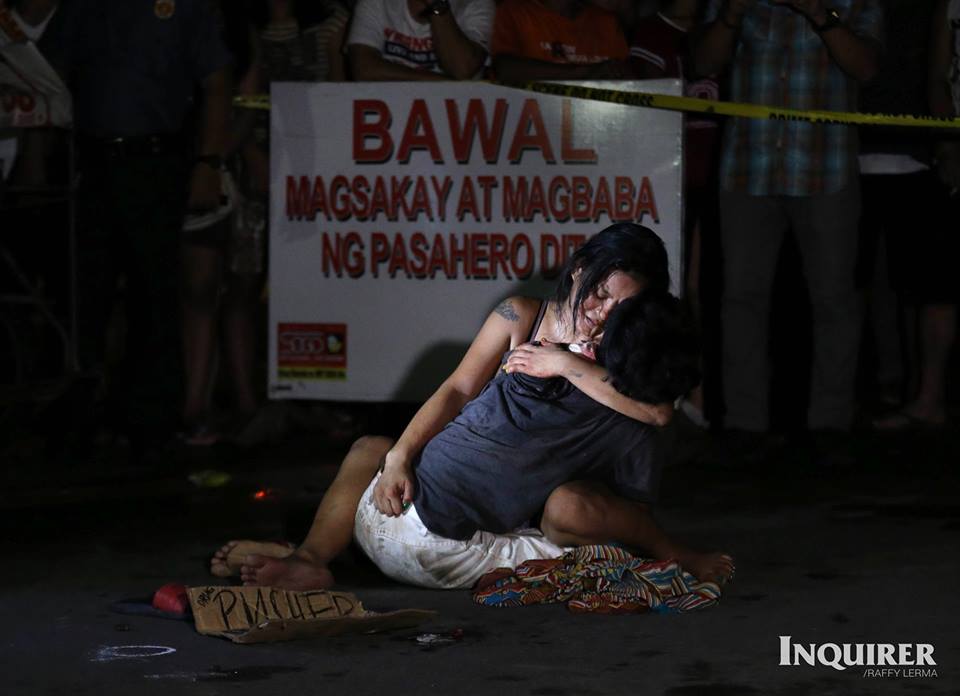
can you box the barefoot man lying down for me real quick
[211,224,735,589]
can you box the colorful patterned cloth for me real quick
[472,545,721,614]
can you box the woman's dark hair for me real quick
[553,223,669,336]
[596,292,700,403]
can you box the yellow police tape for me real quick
[235,94,271,110]
[234,81,960,129]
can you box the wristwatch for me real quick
[424,0,451,17]
[812,7,842,34]
[195,154,223,169]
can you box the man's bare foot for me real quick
[210,540,295,578]
[240,549,335,590]
[676,550,735,586]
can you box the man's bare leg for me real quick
[540,481,735,585]
[234,435,393,590]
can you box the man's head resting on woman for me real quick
[553,222,669,339]
[597,291,701,405]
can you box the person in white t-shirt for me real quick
[347,0,494,80]
[1,0,59,184]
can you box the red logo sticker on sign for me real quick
[277,323,347,380]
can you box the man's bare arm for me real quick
[429,12,487,79]
[189,67,230,210]
[773,0,879,82]
[692,0,756,77]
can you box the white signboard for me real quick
[269,80,682,401]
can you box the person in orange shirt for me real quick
[491,0,631,84]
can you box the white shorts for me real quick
[353,474,570,589]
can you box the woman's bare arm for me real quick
[559,356,674,426]
[504,341,674,426]
[375,297,539,514]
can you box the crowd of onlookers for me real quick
[0,0,956,466]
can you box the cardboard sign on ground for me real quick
[187,586,437,644]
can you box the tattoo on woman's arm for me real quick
[494,299,519,322]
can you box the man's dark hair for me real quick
[553,223,669,337]
[597,292,700,403]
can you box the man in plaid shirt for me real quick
[695,0,883,437]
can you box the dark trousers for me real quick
[76,144,189,436]
[720,184,862,431]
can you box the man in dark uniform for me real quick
[41,0,231,459]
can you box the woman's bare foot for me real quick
[676,550,736,586]
[210,540,295,578]
[240,549,335,590]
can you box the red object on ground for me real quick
[152,583,189,616]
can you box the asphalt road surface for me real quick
[3,429,958,695]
